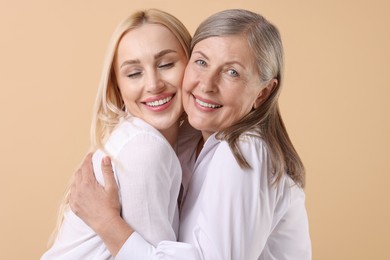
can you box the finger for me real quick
[70,152,93,205]
[101,156,117,190]
[69,183,76,211]
[73,166,83,186]
[81,152,95,183]
[69,173,80,212]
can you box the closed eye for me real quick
[127,72,142,78]
[158,62,174,69]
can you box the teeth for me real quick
[195,98,222,109]
[146,96,172,107]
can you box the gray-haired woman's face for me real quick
[182,35,264,138]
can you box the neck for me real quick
[195,130,215,158]
[201,130,214,143]
[159,121,180,148]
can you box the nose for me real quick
[145,69,165,93]
[199,71,218,93]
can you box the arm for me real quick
[112,133,180,246]
[70,154,133,255]
[120,137,277,259]
[71,138,277,259]
[115,139,273,259]
[71,130,181,256]
[70,153,200,260]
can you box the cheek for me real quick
[120,92,134,106]
[118,82,137,103]
[240,97,254,112]
[174,71,185,91]
[164,66,186,90]
[182,67,197,92]
[230,92,255,115]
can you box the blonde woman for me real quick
[41,9,191,259]
[70,9,312,260]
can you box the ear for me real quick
[253,79,278,109]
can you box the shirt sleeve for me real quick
[116,232,201,260]
[111,131,181,247]
[116,137,279,260]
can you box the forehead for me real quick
[116,23,183,59]
[193,35,255,66]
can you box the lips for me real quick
[193,94,222,109]
[145,95,173,107]
[142,93,175,111]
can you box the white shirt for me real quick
[41,116,181,260]
[116,122,312,260]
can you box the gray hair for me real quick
[192,9,283,88]
[192,9,305,187]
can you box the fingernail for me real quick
[103,157,110,166]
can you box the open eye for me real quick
[227,69,239,77]
[195,59,207,66]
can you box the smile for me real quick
[145,96,173,107]
[195,98,222,109]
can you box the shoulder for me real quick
[105,116,172,158]
[206,134,276,196]
[214,133,306,209]
[206,134,269,184]
[103,117,181,180]
[111,116,166,142]
[215,133,269,168]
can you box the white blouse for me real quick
[115,124,312,260]
[41,117,181,260]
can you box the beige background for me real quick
[1,0,389,259]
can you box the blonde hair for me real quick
[192,9,305,187]
[92,8,192,149]
[47,9,191,247]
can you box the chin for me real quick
[156,118,180,130]
[187,117,205,131]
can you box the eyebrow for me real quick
[120,49,177,68]
[120,59,140,68]
[155,49,177,59]
[192,50,246,69]
[192,50,209,60]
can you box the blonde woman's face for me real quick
[182,35,263,139]
[114,23,187,131]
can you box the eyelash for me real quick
[126,62,175,78]
[195,59,206,66]
[228,69,239,77]
[195,59,240,78]
[158,62,174,69]
[127,72,141,78]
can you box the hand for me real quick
[69,153,121,234]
